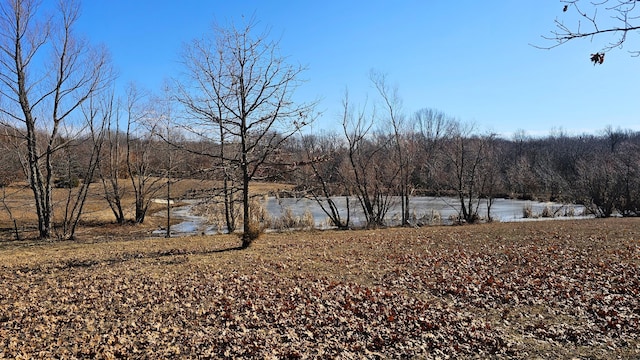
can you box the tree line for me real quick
[289,120,640,227]
[3,89,638,237]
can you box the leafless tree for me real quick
[576,149,620,217]
[342,91,394,228]
[476,136,503,221]
[153,84,184,237]
[0,125,23,239]
[604,125,629,152]
[177,18,313,248]
[97,92,128,224]
[574,132,640,217]
[414,108,451,194]
[298,131,351,229]
[614,141,640,216]
[444,121,495,223]
[176,46,241,235]
[125,85,165,224]
[0,0,111,239]
[58,95,108,239]
[370,71,413,226]
[539,0,640,59]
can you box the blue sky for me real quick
[77,1,640,138]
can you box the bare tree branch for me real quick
[536,0,640,60]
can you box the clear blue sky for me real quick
[77,1,640,138]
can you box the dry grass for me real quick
[0,179,291,238]
[0,218,638,358]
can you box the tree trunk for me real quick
[166,175,171,238]
[241,157,251,248]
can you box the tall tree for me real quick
[370,71,412,226]
[342,91,394,228]
[98,92,128,224]
[415,108,451,193]
[0,0,111,239]
[59,95,108,239]
[124,85,165,224]
[178,18,313,248]
[154,84,183,237]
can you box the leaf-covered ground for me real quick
[0,218,639,358]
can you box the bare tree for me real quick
[0,0,111,239]
[342,91,394,228]
[575,132,640,217]
[370,71,413,226]
[505,130,538,200]
[124,85,165,224]
[153,84,183,237]
[0,125,23,239]
[176,47,241,234]
[58,95,108,239]
[98,93,128,224]
[604,125,629,152]
[298,131,351,229]
[576,149,620,217]
[161,92,174,237]
[178,18,313,248]
[476,136,503,221]
[444,121,494,223]
[414,108,451,194]
[539,0,640,60]
[614,141,640,216]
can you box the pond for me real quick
[264,196,589,227]
[153,196,590,237]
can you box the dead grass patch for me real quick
[0,179,291,239]
[0,218,638,357]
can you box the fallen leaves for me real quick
[0,218,638,358]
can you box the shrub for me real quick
[279,207,298,229]
[249,198,271,225]
[448,214,461,224]
[300,209,315,229]
[564,206,575,217]
[243,220,265,243]
[522,204,533,219]
[241,198,269,245]
[269,207,316,231]
[54,176,80,188]
[430,210,442,225]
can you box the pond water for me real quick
[153,196,590,237]
[264,196,588,227]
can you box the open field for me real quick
[0,218,638,358]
